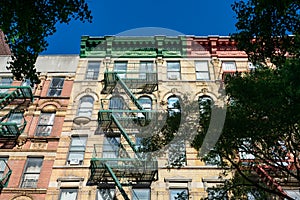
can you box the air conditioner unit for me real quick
[69,158,80,165]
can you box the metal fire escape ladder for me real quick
[0,86,33,138]
[0,86,33,109]
[103,163,130,200]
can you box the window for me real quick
[0,77,13,85]
[195,61,210,80]
[167,96,181,116]
[167,61,181,80]
[77,96,94,118]
[47,77,64,96]
[102,137,120,165]
[67,136,87,165]
[114,61,127,79]
[199,96,214,119]
[97,188,115,200]
[86,61,100,80]
[8,111,24,124]
[0,77,13,93]
[139,61,154,79]
[222,61,236,72]
[60,188,78,200]
[35,112,55,136]
[21,157,43,188]
[138,96,152,118]
[109,96,125,117]
[132,188,150,200]
[170,189,188,200]
[0,158,8,179]
[207,188,228,200]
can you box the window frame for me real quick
[169,188,189,200]
[20,157,43,188]
[59,188,78,200]
[77,96,94,118]
[114,61,127,79]
[222,61,237,72]
[0,157,8,179]
[67,136,87,165]
[195,61,210,80]
[167,61,181,80]
[139,61,154,79]
[47,77,65,97]
[132,188,151,200]
[97,188,115,200]
[35,112,55,136]
[86,61,100,80]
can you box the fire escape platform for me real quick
[88,158,158,185]
[101,72,158,94]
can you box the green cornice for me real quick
[80,35,187,58]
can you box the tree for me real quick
[0,0,92,84]
[200,0,300,199]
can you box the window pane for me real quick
[102,137,120,159]
[222,62,236,71]
[196,72,210,80]
[86,61,100,80]
[133,188,150,200]
[35,113,55,136]
[0,77,13,85]
[170,189,188,200]
[97,188,115,200]
[109,97,124,110]
[77,96,94,117]
[140,62,154,79]
[0,158,8,178]
[21,158,43,188]
[60,189,78,200]
[8,112,23,124]
[114,62,127,78]
[195,61,208,71]
[48,77,64,96]
[167,62,180,71]
[68,136,87,165]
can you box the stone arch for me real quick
[11,195,33,200]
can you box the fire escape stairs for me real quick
[88,71,158,200]
[0,86,33,190]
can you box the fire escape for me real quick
[88,63,158,200]
[0,85,33,189]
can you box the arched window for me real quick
[198,96,214,118]
[167,96,181,116]
[138,96,152,118]
[77,96,94,118]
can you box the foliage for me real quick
[231,0,300,66]
[0,0,92,84]
[197,0,300,199]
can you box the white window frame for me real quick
[195,61,210,80]
[77,96,94,118]
[59,188,78,200]
[20,157,43,188]
[35,112,55,136]
[167,61,181,80]
[47,77,64,96]
[67,136,87,165]
[170,188,189,200]
[86,61,100,80]
[222,61,237,72]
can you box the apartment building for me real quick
[0,34,252,200]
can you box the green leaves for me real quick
[0,0,92,84]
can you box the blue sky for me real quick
[44,0,237,54]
